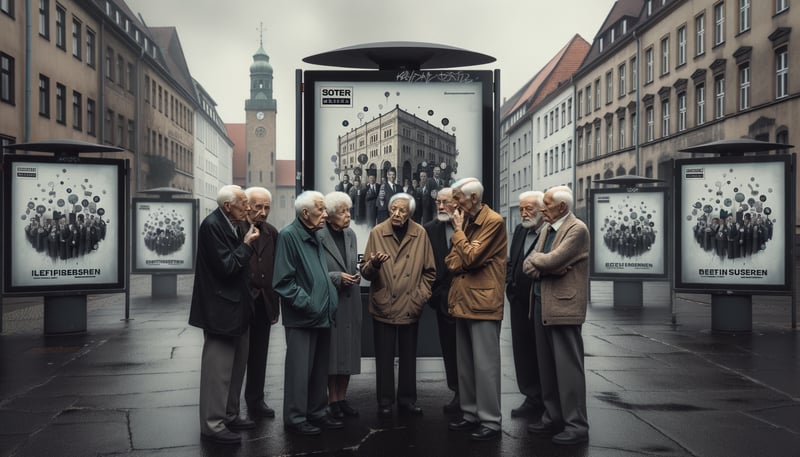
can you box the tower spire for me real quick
[259,22,263,48]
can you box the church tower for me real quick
[244,28,277,190]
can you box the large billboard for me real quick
[303,69,494,253]
[2,155,126,295]
[589,187,668,279]
[674,155,794,292]
[132,198,197,274]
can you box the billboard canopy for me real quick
[303,41,496,70]
[6,139,125,156]
[679,138,794,155]
[595,175,664,186]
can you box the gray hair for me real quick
[295,190,324,216]
[548,185,574,210]
[518,190,544,208]
[245,186,272,201]
[437,187,453,199]
[451,177,483,199]
[389,192,416,215]
[216,185,243,208]
[324,191,352,214]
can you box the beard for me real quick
[521,214,542,229]
[436,212,451,222]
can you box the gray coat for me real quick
[318,225,362,375]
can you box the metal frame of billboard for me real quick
[673,154,795,293]
[2,154,127,295]
[588,186,669,280]
[131,198,198,274]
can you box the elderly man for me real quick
[523,185,590,445]
[506,191,546,420]
[361,192,436,417]
[445,177,507,441]
[239,187,280,419]
[189,185,260,445]
[415,170,439,225]
[423,187,460,414]
[273,190,341,436]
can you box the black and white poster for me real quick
[590,188,667,278]
[675,156,792,292]
[132,199,196,273]
[3,156,126,294]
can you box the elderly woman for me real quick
[318,191,362,418]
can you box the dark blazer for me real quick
[424,219,454,315]
[189,208,254,336]
[506,224,540,304]
[240,220,280,323]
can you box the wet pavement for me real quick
[1,274,799,457]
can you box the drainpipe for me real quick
[634,29,641,175]
[24,0,32,141]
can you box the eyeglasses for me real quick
[435,199,452,206]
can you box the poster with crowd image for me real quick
[2,155,126,294]
[674,155,793,292]
[132,199,197,274]
[303,70,494,256]
[589,188,667,278]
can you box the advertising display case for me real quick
[131,198,197,274]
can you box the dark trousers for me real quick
[244,303,272,406]
[533,296,588,434]
[283,327,330,425]
[435,309,459,394]
[373,319,419,407]
[509,296,543,407]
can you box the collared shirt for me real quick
[219,207,238,237]
[549,212,570,233]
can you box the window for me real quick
[776,47,788,99]
[567,99,572,123]
[595,125,601,155]
[677,26,687,66]
[144,75,150,103]
[586,128,592,157]
[576,130,583,161]
[776,0,788,13]
[39,0,50,38]
[105,47,114,81]
[645,47,654,83]
[678,92,687,131]
[585,85,591,113]
[606,71,613,104]
[714,2,725,46]
[117,55,124,87]
[105,109,113,144]
[39,74,49,116]
[1,53,14,104]
[695,14,705,56]
[127,63,133,92]
[619,63,626,97]
[128,120,134,150]
[55,5,65,49]
[1,0,14,17]
[661,37,670,75]
[71,18,81,59]
[606,122,613,153]
[86,29,95,67]
[739,65,750,110]
[714,75,725,119]
[630,56,638,90]
[630,113,637,143]
[661,100,670,137]
[576,92,582,118]
[738,0,750,33]
[72,91,81,130]
[696,83,706,125]
[55,83,65,124]
[619,115,626,148]
[646,106,654,141]
[594,79,600,109]
[87,98,96,136]
[117,114,124,146]
[646,0,653,15]
[561,103,566,127]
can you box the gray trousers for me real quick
[533,296,589,434]
[283,327,330,425]
[456,318,502,430]
[199,329,249,435]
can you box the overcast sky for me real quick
[126,0,617,159]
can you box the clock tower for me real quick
[244,32,277,190]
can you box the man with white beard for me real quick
[423,187,460,414]
[505,191,546,421]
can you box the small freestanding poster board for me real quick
[674,145,796,332]
[2,141,128,334]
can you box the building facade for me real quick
[194,81,233,218]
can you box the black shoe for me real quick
[448,419,479,431]
[443,394,460,414]
[510,401,542,418]
[309,414,344,430]
[527,421,555,436]
[201,428,241,444]
[329,402,344,419]
[338,400,360,417]
[398,403,423,415]
[284,421,322,436]
[248,401,276,418]
[551,430,589,445]
[225,417,255,431]
[378,406,392,417]
[470,426,501,441]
